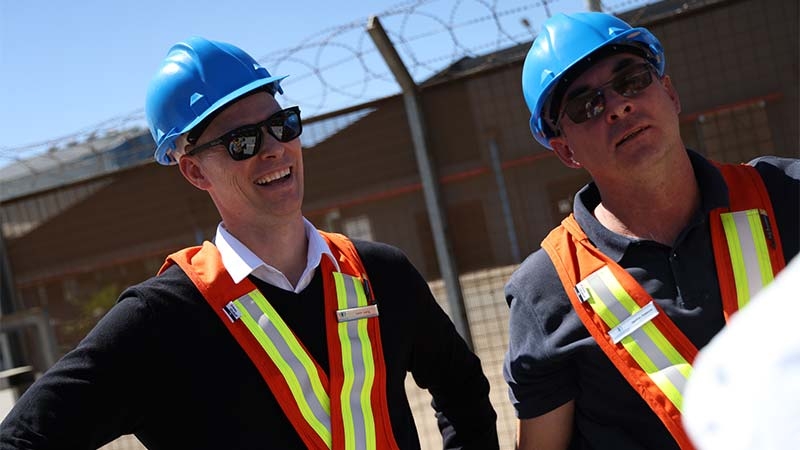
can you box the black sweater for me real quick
[0,240,498,449]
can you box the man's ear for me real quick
[662,75,681,115]
[177,155,212,191]
[550,137,582,169]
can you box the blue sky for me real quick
[0,0,640,158]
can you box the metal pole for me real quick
[0,308,59,369]
[586,0,603,12]
[0,225,17,315]
[35,309,58,368]
[366,16,473,349]
[0,222,25,368]
[488,138,521,263]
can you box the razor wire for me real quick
[0,0,655,175]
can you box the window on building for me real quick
[685,100,774,164]
[342,215,374,242]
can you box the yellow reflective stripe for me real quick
[595,268,638,320]
[333,272,378,450]
[334,274,357,450]
[234,293,332,445]
[620,325,691,411]
[747,210,775,288]
[721,212,751,306]
[599,267,692,410]
[248,291,332,415]
[582,284,622,330]
[600,270,691,372]
[583,268,691,411]
[721,209,775,308]
[356,286,377,450]
[619,333,686,411]
[640,322,693,381]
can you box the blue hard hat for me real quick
[522,12,665,149]
[145,37,287,165]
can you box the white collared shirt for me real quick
[214,218,339,293]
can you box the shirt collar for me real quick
[572,149,729,261]
[214,218,339,286]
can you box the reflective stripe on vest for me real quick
[711,162,786,320]
[232,290,332,443]
[577,266,692,411]
[541,162,785,450]
[227,272,379,449]
[160,232,400,450]
[720,209,775,308]
[333,272,378,450]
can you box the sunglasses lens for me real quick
[615,69,653,97]
[227,130,260,161]
[268,109,302,143]
[565,92,604,124]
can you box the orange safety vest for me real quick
[159,231,399,450]
[541,163,785,450]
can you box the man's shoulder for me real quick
[747,155,800,179]
[351,239,409,266]
[512,248,556,280]
[120,263,202,308]
[506,248,563,304]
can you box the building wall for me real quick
[5,0,798,355]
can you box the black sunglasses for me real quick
[556,64,656,127]
[186,106,302,161]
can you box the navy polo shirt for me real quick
[504,150,799,449]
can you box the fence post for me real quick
[488,137,521,263]
[0,224,25,370]
[366,15,473,349]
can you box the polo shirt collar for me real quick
[214,218,340,285]
[572,149,730,262]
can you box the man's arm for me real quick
[350,240,498,448]
[517,400,574,450]
[0,293,156,449]
[372,242,499,449]
[505,250,582,450]
[407,265,499,449]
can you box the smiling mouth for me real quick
[255,167,292,185]
[616,126,648,147]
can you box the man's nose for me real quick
[258,127,286,159]
[605,89,634,122]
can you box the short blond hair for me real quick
[166,135,190,163]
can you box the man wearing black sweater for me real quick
[0,37,498,450]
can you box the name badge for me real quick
[336,304,379,323]
[608,301,658,344]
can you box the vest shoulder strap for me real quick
[316,230,399,450]
[318,231,367,279]
[711,162,786,315]
[542,217,697,449]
